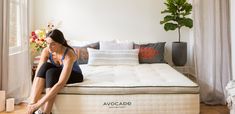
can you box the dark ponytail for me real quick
[46,29,74,51]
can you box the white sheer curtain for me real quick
[193,0,232,104]
[1,0,31,104]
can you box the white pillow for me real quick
[68,40,98,47]
[99,40,116,50]
[87,48,139,65]
[100,40,133,50]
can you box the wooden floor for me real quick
[0,103,230,114]
[200,103,229,114]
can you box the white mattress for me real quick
[60,63,199,94]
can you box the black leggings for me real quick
[36,62,83,88]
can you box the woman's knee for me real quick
[41,62,54,68]
[36,62,55,78]
[45,68,61,88]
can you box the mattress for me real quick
[53,63,200,114]
[60,63,199,94]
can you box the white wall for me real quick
[230,0,235,79]
[32,0,192,65]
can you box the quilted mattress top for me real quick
[60,63,199,94]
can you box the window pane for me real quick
[9,0,20,48]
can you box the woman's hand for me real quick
[27,103,40,114]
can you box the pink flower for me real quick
[30,38,35,43]
[31,31,36,36]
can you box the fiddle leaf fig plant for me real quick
[160,0,193,42]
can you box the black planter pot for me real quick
[172,42,187,66]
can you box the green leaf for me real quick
[161,9,171,14]
[186,6,192,14]
[162,2,177,15]
[160,15,176,24]
[182,3,192,14]
[184,18,193,28]
[175,0,181,5]
[165,15,175,20]
[178,18,193,28]
[180,0,186,6]
[166,0,174,4]
[168,3,177,12]
[164,23,178,31]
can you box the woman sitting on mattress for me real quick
[27,29,83,114]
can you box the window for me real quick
[9,0,23,54]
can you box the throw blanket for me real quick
[226,80,235,108]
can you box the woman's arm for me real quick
[36,49,76,107]
[29,48,49,103]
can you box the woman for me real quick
[27,29,83,114]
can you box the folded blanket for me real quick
[226,80,235,90]
[226,80,235,108]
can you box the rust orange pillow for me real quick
[134,42,166,63]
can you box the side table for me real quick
[31,56,40,82]
[172,65,196,82]
[173,66,190,76]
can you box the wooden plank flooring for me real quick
[200,103,230,114]
[0,103,230,114]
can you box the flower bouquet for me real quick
[29,29,47,54]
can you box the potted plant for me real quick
[160,0,193,66]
